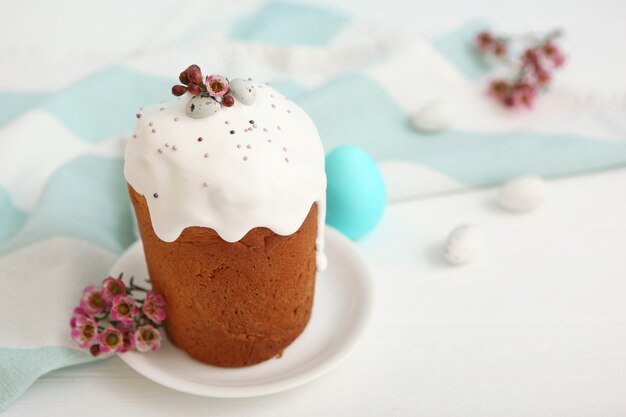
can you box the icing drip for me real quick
[124,83,327,270]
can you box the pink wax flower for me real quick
[70,315,98,348]
[80,285,107,315]
[534,69,552,87]
[110,294,139,325]
[551,52,566,68]
[99,326,125,353]
[488,79,537,109]
[541,42,566,67]
[70,306,88,327]
[142,291,167,324]
[101,277,127,304]
[492,41,506,57]
[115,323,136,353]
[522,47,542,71]
[134,325,162,352]
[475,30,506,56]
[475,31,494,52]
[510,83,537,109]
[206,74,229,97]
[488,80,510,100]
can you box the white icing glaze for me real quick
[124,82,327,270]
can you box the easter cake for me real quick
[124,65,327,367]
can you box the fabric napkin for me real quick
[2,0,626,411]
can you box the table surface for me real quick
[6,167,626,417]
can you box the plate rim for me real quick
[115,226,374,398]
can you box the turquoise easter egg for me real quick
[325,145,386,240]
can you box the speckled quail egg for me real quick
[186,93,221,119]
[228,78,257,105]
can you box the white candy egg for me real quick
[444,224,484,266]
[228,78,257,105]
[411,100,456,133]
[498,176,546,213]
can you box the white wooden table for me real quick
[7,168,626,417]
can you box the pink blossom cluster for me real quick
[70,275,166,356]
[171,64,234,105]
[475,30,566,109]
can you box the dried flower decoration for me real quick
[475,29,565,109]
[70,274,166,356]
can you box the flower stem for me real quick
[129,276,149,292]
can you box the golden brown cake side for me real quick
[129,185,317,367]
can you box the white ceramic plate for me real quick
[111,226,373,398]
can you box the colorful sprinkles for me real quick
[137,73,298,167]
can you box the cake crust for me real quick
[129,185,318,367]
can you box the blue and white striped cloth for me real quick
[2,0,626,411]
